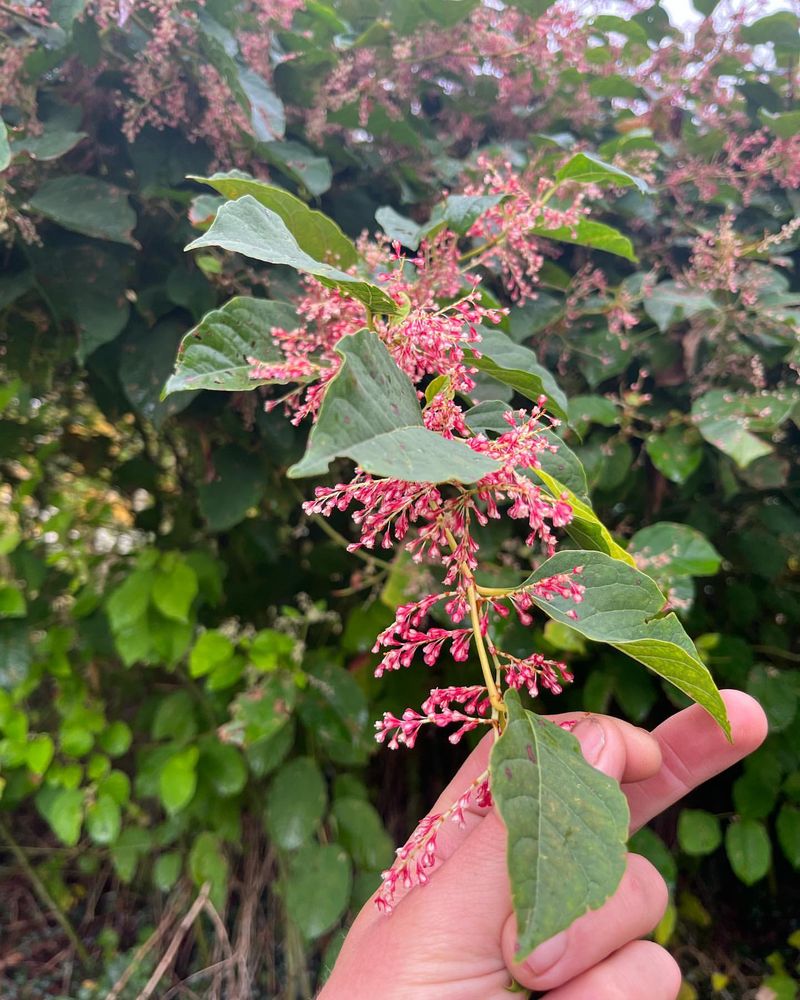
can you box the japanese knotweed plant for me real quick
[165,153,731,958]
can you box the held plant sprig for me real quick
[166,155,731,957]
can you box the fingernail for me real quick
[524,931,568,975]
[572,717,606,765]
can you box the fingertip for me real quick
[572,716,627,781]
[720,689,769,751]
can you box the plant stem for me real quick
[467,582,504,713]
[0,818,91,967]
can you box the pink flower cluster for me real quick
[375,769,492,913]
[375,686,492,749]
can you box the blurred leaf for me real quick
[200,741,247,798]
[677,809,722,856]
[189,631,235,678]
[266,756,327,850]
[645,427,703,484]
[644,281,716,332]
[197,445,267,532]
[555,152,649,194]
[285,843,352,938]
[86,793,122,845]
[776,805,800,869]
[725,819,771,885]
[36,786,84,847]
[29,176,137,244]
[628,523,721,579]
[188,831,229,911]
[530,219,636,261]
[158,747,199,815]
[332,797,394,870]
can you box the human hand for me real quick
[319,690,767,1000]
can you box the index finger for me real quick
[624,689,768,832]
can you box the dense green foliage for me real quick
[1,1,798,997]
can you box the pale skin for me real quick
[320,690,768,999]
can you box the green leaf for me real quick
[375,205,424,250]
[29,176,137,244]
[265,756,327,850]
[0,584,26,618]
[188,831,229,911]
[529,468,633,564]
[259,140,332,197]
[120,319,200,428]
[26,734,55,775]
[285,843,352,939]
[12,128,87,162]
[758,109,800,139]
[521,551,731,736]
[677,809,721,856]
[569,395,618,434]
[530,219,636,261]
[467,328,569,421]
[298,660,371,765]
[106,572,151,634]
[725,819,771,885]
[164,298,298,396]
[628,523,721,579]
[692,390,794,468]
[0,118,10,172]
[36,786,84,847]
[191,174,357,267]
[188,195,398,314]
[197,445,267,532]
[86,793,122,846]
[643,280,716,332]
[746,665,797,733]
[288,329,499,483]
[159,747,199,815]
[536,430,590,504]
[776,804,800,869]
[239,66,285,140]
[645,427,703,484]
[190,631,235,678]
[490,689,629,958]
[0,270,34,311]
[741,12,799,51]
[199,741,247,798]
[332,798,394,871]
[151,560,198,623]
[153,851,183,892]
[111,828,151,883]
[555,152,649,194]
[152,691,198,744]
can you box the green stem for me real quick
[0,817,91,967]
[467,583,504,713]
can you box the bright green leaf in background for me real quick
[628,522,721,579]
[491,690,629,958]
